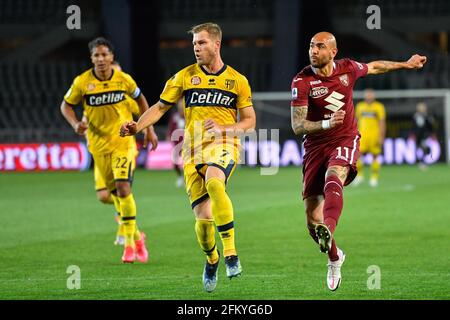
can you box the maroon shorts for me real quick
[302,135,360,199]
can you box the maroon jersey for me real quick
[291,59,368,149]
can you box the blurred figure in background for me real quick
[82,61,141,246]
[61,37,158,263]
[166,99,185,188]
[411,102,436,170]
[354,89,386,187]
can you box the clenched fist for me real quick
[74,121,88,135]
[330,110,346,128]
[405,54,427,69]
[119,121,138,137]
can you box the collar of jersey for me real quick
[199,64,227,76]
[91,68,115,81]
[311,61,336,77]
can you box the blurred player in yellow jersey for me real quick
[354,89,386,187]
[60,37,158,263]
[82,61,140,246]
[120,22,256,292]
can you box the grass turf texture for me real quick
[0,165,449,300]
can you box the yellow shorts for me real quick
[360,133,382,155]
[184,144,238,209]
[94,163,107,191]
[92,147,136,192]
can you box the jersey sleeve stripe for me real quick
[63,98,77,107]
[159,98,176,106]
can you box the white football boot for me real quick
[327,248,346,291]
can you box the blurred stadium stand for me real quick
[0,0,449,144]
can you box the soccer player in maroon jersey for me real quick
[290,31,427,291]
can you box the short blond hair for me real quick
[188,22,222,41]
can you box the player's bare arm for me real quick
[291,106,345,135]
[120,101,171,137]
[60,100,88,135]
[204,106,256,135]
[367,54,427,75]
[135,93,159,150]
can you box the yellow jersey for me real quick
[355,100,385,136]
[64,68,141,154]
[160,63,252,163]
[129,97,140,118]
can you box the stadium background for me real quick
[0,0,449,301]
[1,0,449,170]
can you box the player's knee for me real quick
[96,190,111,204]
[115,181,131,197]
[324,172,344,191]
[193,199,213,220]
[205,178,225,195]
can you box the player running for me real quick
[120,22,256,293]
[290,31,426,291]
[82,61,141,246]
[61,37,158,263]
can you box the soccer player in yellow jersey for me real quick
[82,61,141,246]
[60,37,158,263]
[120,22,256,292]
[354,89,386,187]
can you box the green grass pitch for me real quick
[0,165,449,300]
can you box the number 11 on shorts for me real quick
[336,146,350,161]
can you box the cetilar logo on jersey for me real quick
[85,90,127,107]
[184,89,237,109]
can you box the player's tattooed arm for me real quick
[367,54,427,75]
[291,106,323,135]
[291,107,346,135]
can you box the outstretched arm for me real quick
[367,54,427,75]
[120,100,171,137]
[291,106,345,136]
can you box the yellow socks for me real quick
[371,158,381,181]
[356,159,364,179]
[134,227,142,241]
[119,193,137,248]
[205,178,236,257]
[112,192,141,243]
[111,193,121,213]
[195,219,219,264]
